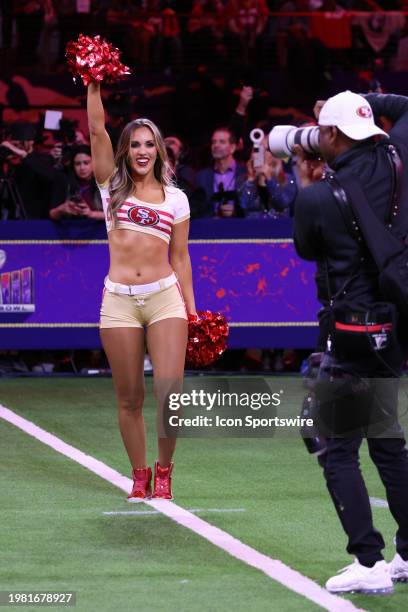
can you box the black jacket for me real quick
[14,152,66,219]
[294,93,408,312]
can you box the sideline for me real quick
[0,404,363,612]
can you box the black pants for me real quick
[316,351,408,565]
[318,436,408,566]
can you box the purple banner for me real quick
[0,241,319,325]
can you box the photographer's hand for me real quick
[293,145,325,187]
[313,100,326,121]
[0,141,28,159]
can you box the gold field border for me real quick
[0,322,318,328]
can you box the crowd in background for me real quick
[1,83,322,221]
[1,1,408,75]
[1,1,407,224]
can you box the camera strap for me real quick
[324,145,406,368]
[325,144,405,273]
[385,143,403,225]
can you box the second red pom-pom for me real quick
[66,34,131,86]
[186,311,229,368]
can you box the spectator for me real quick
[187,0,226,65]
[277,0,328,101]
[13,0,48,67]
[0,122,65,219]
[229,85,254,146]
[147,0,183,70]
[392,17,408,71]
[226,0,269,65]
[56,0,92,63]
[194,127,247,216]
[126,2,156,68]
[105,93,132,151]
[277,0,312,70]
[49,145,104,221]
[310,0,353,72]
[164,135,196,196]
[352,9,405,69]
[1,1,14,62]
[105,0,130,53]
[33,129,64,170]
[38,0,58,73]
[241,142,297,216]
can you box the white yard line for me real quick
[0,404,363,612]
[104,508,246,516]
[370,497,389,508]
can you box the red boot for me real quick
[152,461,174,500]
[127,466,152,502]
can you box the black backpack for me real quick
[326,144,408,318]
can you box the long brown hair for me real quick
[109,119,174,221]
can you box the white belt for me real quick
[105,273,177,296]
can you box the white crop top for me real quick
[97,178,190,244]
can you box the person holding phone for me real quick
[87,81,196,501]
[49,145,104,221]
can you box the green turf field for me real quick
[0,378,407,612]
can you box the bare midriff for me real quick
[107,228,172,285]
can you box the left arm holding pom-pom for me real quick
[170,220,197,316]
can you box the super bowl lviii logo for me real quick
[0,250,35,313]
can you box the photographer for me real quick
[0,122,64,219]
[293,91,408,593]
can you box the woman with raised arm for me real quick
[88,81,196,501]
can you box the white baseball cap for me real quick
[318,90,388,140]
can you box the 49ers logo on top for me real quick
[356,105,372,119]
[128,206,160,226]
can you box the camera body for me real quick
[212,186,243,218]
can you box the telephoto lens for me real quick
[268,125,320,159]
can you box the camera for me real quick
[268,125,320,159]
[212,186,244,218]
[300,352,327,456]
[249,128,265,169]
[0,146,13,161]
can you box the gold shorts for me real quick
[100,275,188,329]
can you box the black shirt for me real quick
[294,93,408,310]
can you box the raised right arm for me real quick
[87,82,115,184]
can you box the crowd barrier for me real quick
[0,219,319,349]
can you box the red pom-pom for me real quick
[66,34,131,86]
[186,311,229,368]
